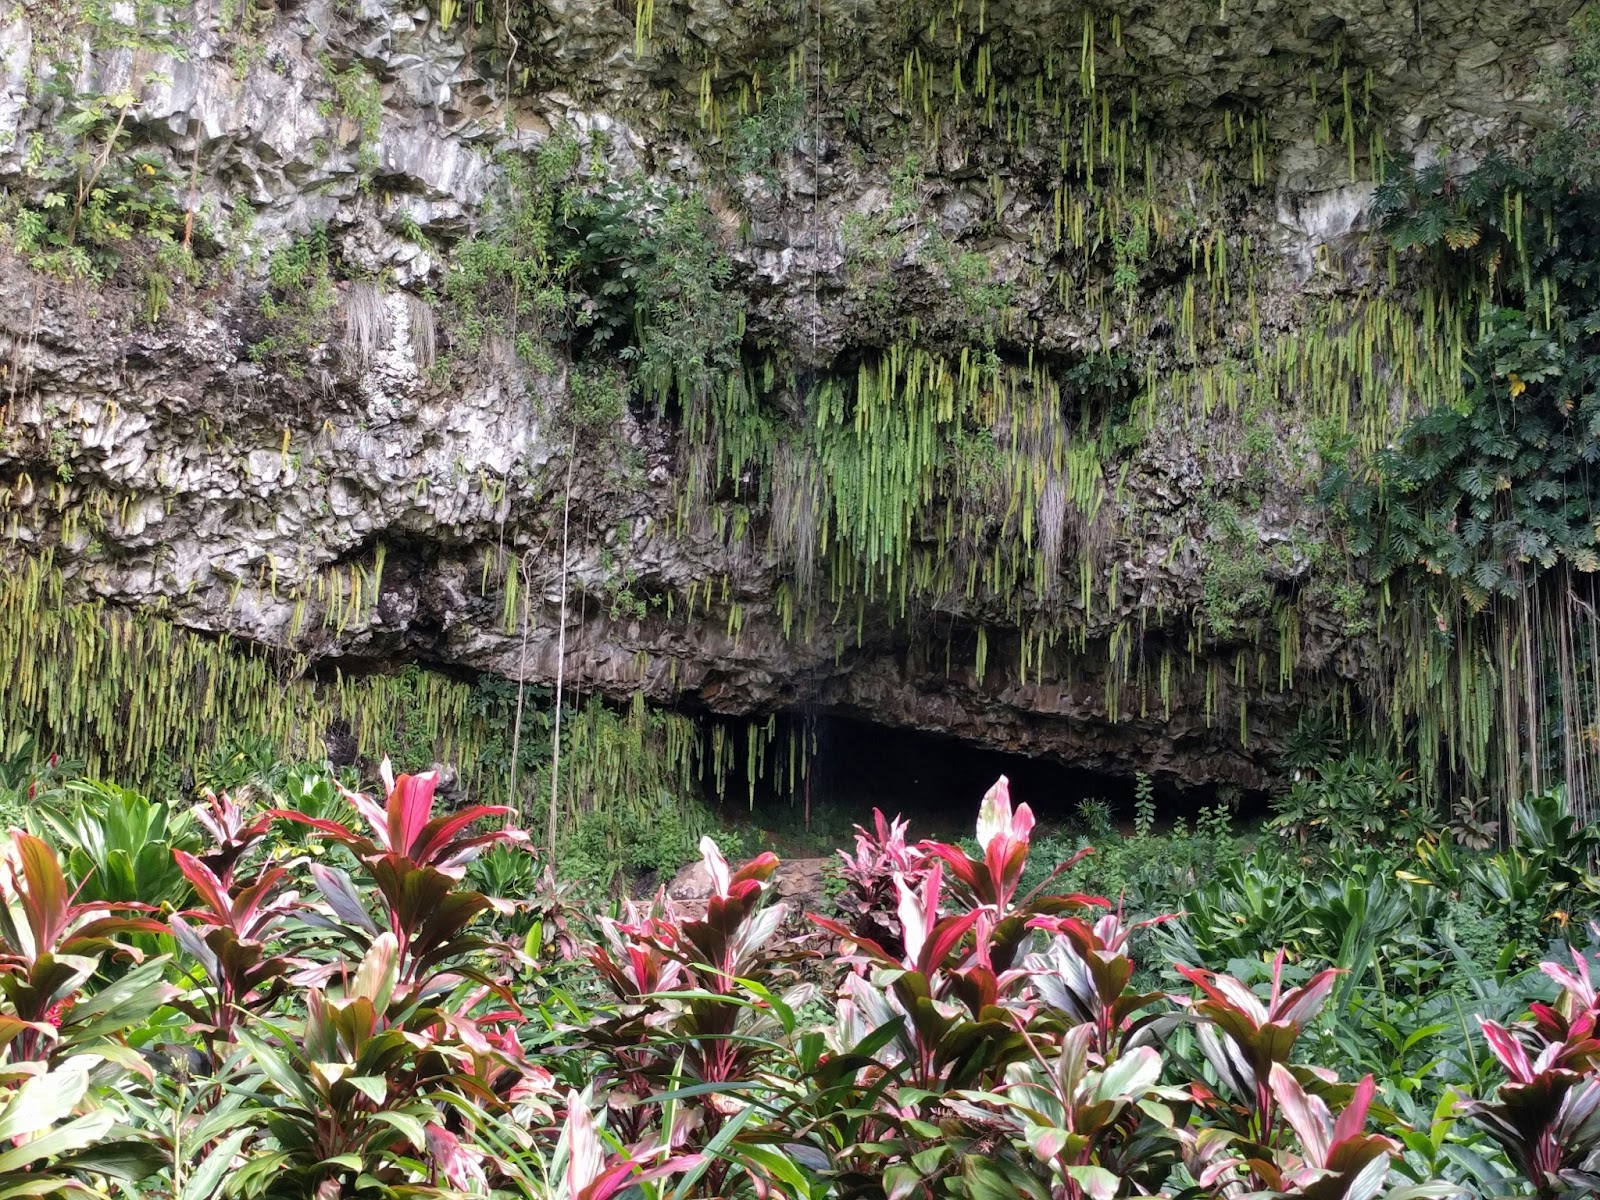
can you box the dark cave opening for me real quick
[704,712,1261,851]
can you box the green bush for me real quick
[560,795,702,893]
[250,229,337,371]
[1269,751,1436,849]
[443,133,743,419]
[7,75,188,283]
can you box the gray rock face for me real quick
[0,0,1574,794]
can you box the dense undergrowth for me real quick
[0,748,1595,1198]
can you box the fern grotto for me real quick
[1,1,1600,1195]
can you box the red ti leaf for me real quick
[1332,1073,1378,1147]
[11,832,71,954]
[1479,1018,1535,1083]
[386,773,440,859]
[917,910,981,978]
[425,1122,487,1192]
[172,851,233,920]
[1268,1061,1331,1167]
[1272,967,1342,1029]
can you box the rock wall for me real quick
[0,0,1578,796]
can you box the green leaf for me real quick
[1092,1046,1160,1102]
[1062,1165,1119,1200]
[344,1075,388,1106]
[0,1181,96,1199]
[1024,1125,1070,1161]
[911,1145,949,1175]
[182,1128,252,1200]
[0,1059,90,1143]
[1441,1142,1507,1186]
[370,1109,429,1152]
[234,1029,319,1109]
[0,1110,115,1174]
[59,1139,164,1184]
[884,1163,921,1200]
[350,932,399,1011]
[960,1153,1050,1200]
[738,1144,815,1195]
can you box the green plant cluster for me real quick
[1198,501,1278,641]
[1328,158,1600,603]
[250,229,339,370]
[6,0,213,313]
[6,72,193,288]
[0,546,784,880]
[443,134,742,412]
[317,55,384,176]
[1312,111,1600,819]
[727,84,807,181]
[1534,4,1600,190]
[1269,752,1429,850]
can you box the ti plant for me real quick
[169,841,299,1057]
[1027,908,1178,1059]
[833,809,927,958]
[0,1054,162,1195]
[556,1085,705,1200]
[805,777,1112,1199]
[1176,951,1452,1199]
[584,835,806,1189]
[0,755,1562,1199]
[273,760,528,988]
[165,760,549,1196]
[191,787,277,886]
[1464,948,1600,1197]
[169,784,298,1060]
[1177,950,1343,1152]
[974,1022,1185,1200]
[815,777,1102,1092]
[0,830,170,1063]
[1257,1067,1454,1200]
[230,932,473,1197]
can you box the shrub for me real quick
[1270,752,1434,849]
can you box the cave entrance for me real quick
[703,712,1229,855]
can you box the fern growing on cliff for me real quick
[1328,156,1600,608]
[1324,146,1600,819]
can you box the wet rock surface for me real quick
[0,0,1573,793]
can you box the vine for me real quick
[1324,140,1600,819]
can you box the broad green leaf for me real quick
[1062,1165,1119,1200]
[0,1059,90,1142]
[182,1128,252,1200]
[350,932,399,1011]
[884,1163,920,1200]
[234,1030,319,1109]
[1092,1046,1160,1102]
[0,1110,116,1174]
[1025,1125,1070,1160]
[371,1109,429,1151]
[737,1144,814,1195]
[344,1075,388,1106]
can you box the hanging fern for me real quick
[1326,156,1600,608]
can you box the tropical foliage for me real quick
[0,752,1589,1198]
